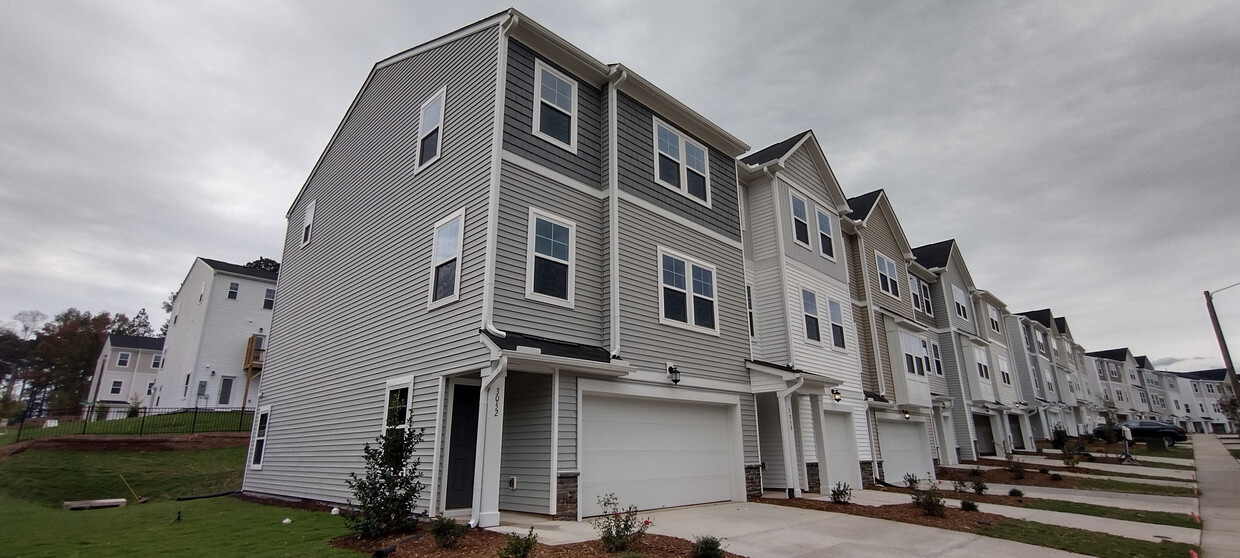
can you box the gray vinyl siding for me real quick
[741,392,759,464]
[615,197,750,385]
[615,92,741,241]
[502,39,604,188]
[755,393,786,487]
[499,371,553,514]
[243,26,500,506]
[492,160,606,346]
[777,153,847,285]
[940,261,977,335]
[941,331,979,461]
[557,373,578,470]
[743,178,789,365]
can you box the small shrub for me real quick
[968,466,983,478]
[689,535,727,558]
[1062,453,1079,468]
[829,481,853,504]
[1050,473,1063,481]
[960,500,979,512]
[903,472,920,489]
[497,527,538,558]
[952,478,968,493]
[430,514,469,549]
[1006,459,1026,480]
[1008,488,1024,497]
[1038,468,1049,474]
[344,423,427,538]
[970,477,988,495]
[911,485,946,517]
[1051,423,1069,450]
[592,494,651,552]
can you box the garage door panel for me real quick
[581,396,734,517]
[822,412,862,488]
[877,420,933,483]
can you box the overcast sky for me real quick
[2,1,1237,371]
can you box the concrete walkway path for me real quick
[1194,434,1240,557]
[1008,453,1197,479]
[985,483,1199,515]
[943,463,1197,487]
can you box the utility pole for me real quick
[1205,284,1240,400]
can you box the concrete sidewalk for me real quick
[493,501,1092,557]
[1194,434,1240,557]
[943,463,1197,487]
[985,483,1199,515]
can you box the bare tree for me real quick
[12,311,47,340]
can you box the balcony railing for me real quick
[244,334,265,372]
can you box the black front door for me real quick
[444,383,480,509]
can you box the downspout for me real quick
[480,13,517,339]
[607,66,627,357]
[764,166,796,369]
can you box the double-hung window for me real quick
[152,354,162,368]
[975,347,991,380]
[526,209,575,306]
[988,305,1001,333]
[654,119,710,204]
[659,248,717,333]
[802,289,821,342]
[790,194,810,247]
[533,60,577,151]
[228,282,239,300]
[828,300,846,349]
[263,289,275,310]
[385,386,410,430]
[1035,330,1048,355]
[901,332,927,376]
[250,407,270,469]
[875,252,900,298]
[301,200,315,247]
[931,343,943,375]
[952,285,970,321]
[1207,384,1216,394]
[909,276,933,315]
[417,87,445,170]
[816,209,835,258]
[999,356,1011,385]
[746,286,755,337]
[116,352,130,367]
[110,380,123,394]
[429,209,465,307]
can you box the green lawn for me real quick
[0,410,252,446]
[1076,478,1199,497]
[0,446,356,557]
[980,519,1199,558]
[1229,448,1240,459]
[1023,499,1200,529]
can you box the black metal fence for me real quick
[2,405,254,445]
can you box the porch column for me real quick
[472,362,507,528]
[790,395,809,492]
[777,394,801,498]
[809,394,827,491]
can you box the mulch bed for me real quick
[754,496,1009,533]
[330,528,747,557]
[940,464,1087,489]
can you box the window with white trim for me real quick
[900,332,927,376]
[1193,382,1200,393]
[875,252,900,298]
[1096,361,1105,380]
[152,354,162,368]
[198,282,205,303]
[228,282,239,300]
[110,380,123,395]
[952,285,970,321]
[931,342,943,375]
[1045,371,1055,392]
[988,305,1001,333]
[921,339,933,374]
[263,288,275,310]
[385,386,410,429]
[802,289,821,342]
[909,276,933,315]
[974,347,991,380]
[790,194,810,247]
[250,407,270,468]
[146,382,154,395]
[999,355,1011,385]
[429,209,465,307]
[1139,391,1148,404]
[654,119,710,204]
[746,286,755,337]
[1207,384,1216,394]
[659,248,717,333]
[828,299,846,349]
[417,87,445,170]
[533,60,577,151]
[301,200,315,247]
[1035,330,1048,355]
[816,209,835,258]
[526,209,575,306]
[116,352,130,367]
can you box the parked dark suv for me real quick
[1093,420,1188,446]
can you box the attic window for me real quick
[417,87,445,171]
[301,200,316,247]
[532,60,577,152]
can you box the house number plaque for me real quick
[494,387,501,417]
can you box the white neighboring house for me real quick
[84,334,164,419]
[151,258,276,411]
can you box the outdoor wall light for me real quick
[666,364,681,385]
[902,409,911,420]
[831,389,842,403]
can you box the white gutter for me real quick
[480,13,517,339]
[607,66,627,357]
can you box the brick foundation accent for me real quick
[745,464,763,500]
[932,457,940,471]
[805,462,820,493]
[859,460,875,488]
[555,472,578,520]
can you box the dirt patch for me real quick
[754,497,1009,533]
[0,432,250,458]
[330,527,747,557]
[232,492,337,513]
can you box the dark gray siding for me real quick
[615,93,741,241]
[502,39,604,188]
[492,160,606,346]
[243,26,500,506]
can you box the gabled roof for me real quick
[1175,368,1228,381]
[911,239,954,270]
[846,190,883,220]
[1054,317,1071,337]
[1017,309,1054,329]
[201,258,278,282]
[1134,355,1153,369]
[1085,348,1131,362]
[108,334,164,351]
[845,189,913,258]
[741,131,809,165]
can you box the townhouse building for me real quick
[84,334,164,418]
[1176,369,1234,433]
[737,130,869,494]
[242,9,781,526]
[150,258,275,411]
[841,190,940,483]
[1006,313,1055,438]
[1084,348,1143,423]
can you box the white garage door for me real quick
[822,412,862,489]
[581,395,734,517]
[876,420,933,483]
